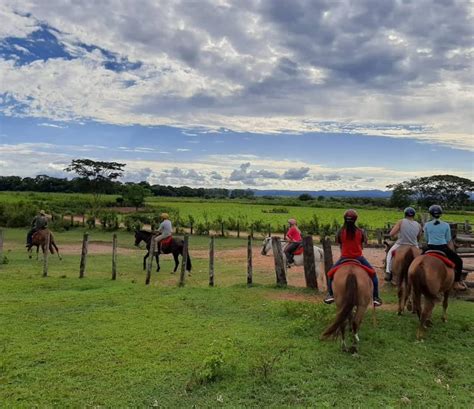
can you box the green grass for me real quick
[1,229,473,407]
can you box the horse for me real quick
[321,264,373,354]
[406,253,454,340]
[260,237,324,275]
[384,242,421,315]
[134,230,192,273]
[26,229,61,260]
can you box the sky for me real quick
[0,0,472,191]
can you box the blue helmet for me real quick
[429,204,443,218]
[404,207,416,217]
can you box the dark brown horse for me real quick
[321,264,373,353]
[134,230,191,273]
[27,229,61,260]
[406,254,454,339]
[384,243,421,315]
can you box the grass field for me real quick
[1,228,473,407]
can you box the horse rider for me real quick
[153,213,173,255]
[423,205,466,291]
[324,209,383,306]
[284,218,302,266]
[26,210,48,247]
[384,207,422,282]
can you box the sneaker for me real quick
[324,295,335,304]
[373,297,383,307]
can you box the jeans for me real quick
[327,256,379,298]
[284,242,301,262]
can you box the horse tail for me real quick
[186,253,192,271]
[398,247,416,287]
[322,273,358,339]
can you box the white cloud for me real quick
[0,1,472,150]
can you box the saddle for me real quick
[293,244,304,256]
[327,259,376,279]
[425,251,455,268]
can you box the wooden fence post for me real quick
[43,231,50,277]
[376,229,383,246]
[267,224,271,237]
[70,214,74,227]
[179,235,189,287]
[145,238,156,285]
[271,237,287,287]
[209,236,215,287]
[190,222,194,235]
[79,232,89,278]
[112,233,117,280]
[247,235,253,286]
[237,222,240,238]
[250,226,254,239]
[0,229,3,268]
[321,236,333,289]
[303,235,317,289]
[221,222,225,237]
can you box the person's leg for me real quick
[26,229,36,246]
[443,247,463,282]
[385,243,400,273]
[153,234,165,254]
[356,256,373,270]
[324,277,335,304]
[284,242,298,264]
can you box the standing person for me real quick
[423,205,466,291]
[284,218,302,266]
[324,209,382,306]
[153,213,173,254]
[385,207,423,281]
[26,210,48,247]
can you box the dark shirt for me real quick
[32,215,48,230]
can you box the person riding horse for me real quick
[284,218,302,266]
[153,213,173,255]
[26,210,48,247]
[385,207,422,282]
[423,205,466,291]
[324,209,382,306]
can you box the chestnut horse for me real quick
[26,229,61,260]
[384,243,421,315]
[321,264,373,353]
[406,254,454,339]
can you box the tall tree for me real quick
[64,159,126,213]
[388,175,474,209]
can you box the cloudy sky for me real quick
[0,0,472,191]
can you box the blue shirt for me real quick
[424,220,451,245]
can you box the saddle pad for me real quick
[294,245,304,256]
[327,260,376,279]
[161,236,173,247]
[425,252,455,268]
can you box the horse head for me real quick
[261,237,272,255]
[134,230,146,247]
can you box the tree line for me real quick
[0,159,472,210]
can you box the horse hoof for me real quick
[349,346,358,355]
[425,320,433,328]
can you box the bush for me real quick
[99,211,119,230]
[0,202,37,227]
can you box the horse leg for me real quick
[173,252,179,273]
[156,253,160,272]
[417,298,435,340]
[398,281,406,315]
[340,321,348,353]
[350,306,366,354]
[143,252,148,270]
[37,245,41,260]
[442,291,449,323]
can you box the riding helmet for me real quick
[343,209,358,222]
[404,207,416,217]
[288,218,297,225]
[428,205,443,218]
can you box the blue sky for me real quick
[0,1,472,190]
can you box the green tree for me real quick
[388,175,473,209]
[122,183,150,210]
[64,159,126,214]
[298,193,313,201]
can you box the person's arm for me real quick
[31,217,36,228]
[389,220,402,238]
[446,224,455,250]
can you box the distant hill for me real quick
[253,189,391,198]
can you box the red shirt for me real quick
[337,227,365,258]
[287,226,302,242]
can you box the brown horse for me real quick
[406,254,454,339]
[27,229,61,260]
[384,243,422,315]
[321,264,374,353]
